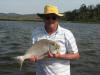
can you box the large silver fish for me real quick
[15,39,60,71]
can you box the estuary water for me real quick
[0,21,100,75]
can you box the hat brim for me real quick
[37,13,63,18]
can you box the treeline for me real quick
[63,4,100,23]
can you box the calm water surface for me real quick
[0,21,100,75]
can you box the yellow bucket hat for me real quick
[37,5,63,17]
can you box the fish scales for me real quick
[23,39,54,59]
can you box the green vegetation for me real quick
[63,4,100,23]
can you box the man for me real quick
[28,5,79,75]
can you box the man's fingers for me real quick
[34,56,38,61]
[48,51,54,58]
[57,51,60,54]
[28,56,38,62]
[28,56,35,62]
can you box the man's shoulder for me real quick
[59,26,74,39]
[60,26,72,34]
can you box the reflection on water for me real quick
[0,21,100,75]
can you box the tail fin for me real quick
[14,56,24,71]
[20,59,24,71]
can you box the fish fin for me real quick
[20,60,24,71]
[14,56,24,71]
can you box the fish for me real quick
[14,39,60,71]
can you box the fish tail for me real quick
[20,60,24,71]
[14,56,24,71]
[18,56,24,71]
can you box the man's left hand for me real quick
[44,50,61,58]
[53,51,61,58]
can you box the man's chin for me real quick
[48,24,54,27]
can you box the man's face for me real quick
[43,14,59,28]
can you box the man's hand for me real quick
[28,56,38,62]
[53,51,61,58]
[44,51,61,58]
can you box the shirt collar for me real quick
[42,24,61,35]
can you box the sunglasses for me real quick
[44,16,58,20]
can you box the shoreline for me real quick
[0,18,100,24]
[60,20,100,24]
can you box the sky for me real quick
[0,0,100,14]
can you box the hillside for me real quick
[0,13,39,18]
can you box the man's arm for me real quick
[28,51,79,62]
[48,51,79,60]
[55,52,79,60]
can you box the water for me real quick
[0,21,100,75]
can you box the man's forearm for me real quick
[55,52,79,60]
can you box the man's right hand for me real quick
[28,56,38,62]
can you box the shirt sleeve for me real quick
[30,31,37,45]
[64,30,78,54]
[30,27,42,45]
